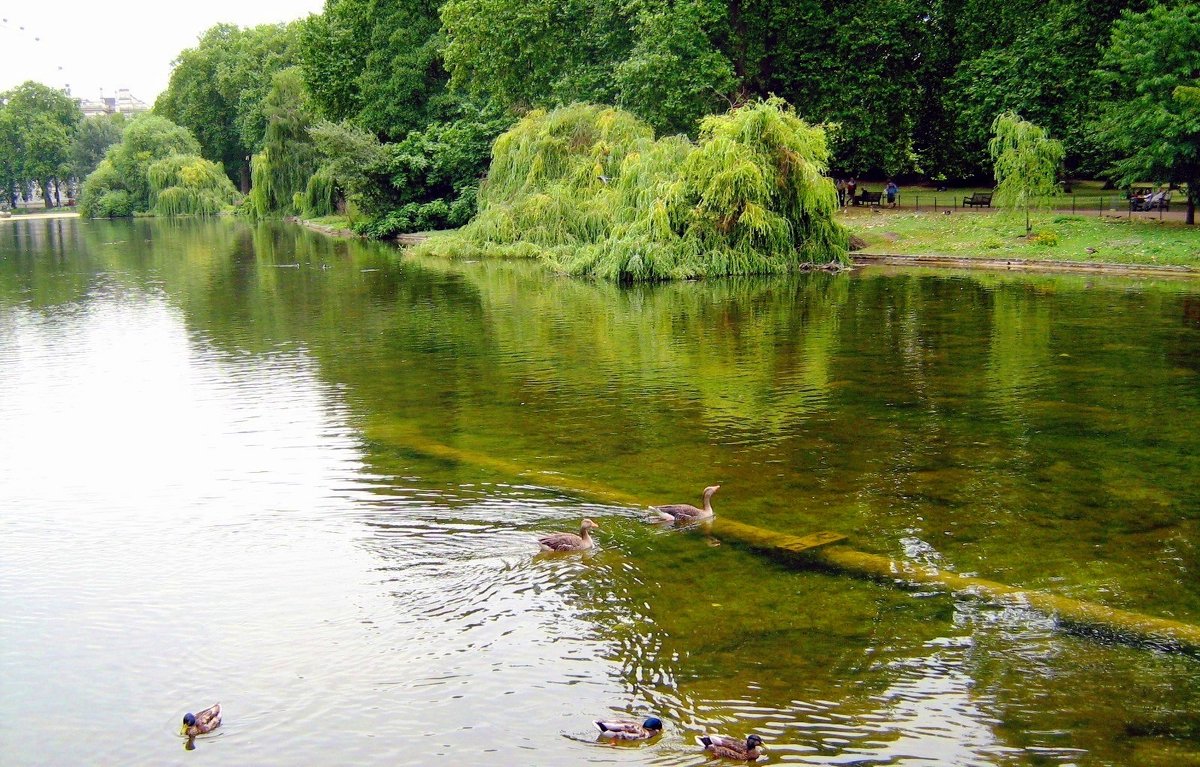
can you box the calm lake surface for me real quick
[2,217,1199,766]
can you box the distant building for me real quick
[77,89,150,118]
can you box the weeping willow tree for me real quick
[989,112,1065,234]
[247,68,324,218]
[147,155,240,216]
[414,99,847,281]
[297,166,336,218]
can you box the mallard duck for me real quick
[181,703,221,737]
[651,485,720,522]
[538,519,599,551]
[698,733,765,761]
[594,717,663,740]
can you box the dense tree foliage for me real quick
[248,68,323,217]
[285,0,509,231]
[415,100,847,280]
[438,0,1151,179]
[306,103,510,233]
[155,23,303,191]
[0,81,83,208]
[79,114,238,218]
[1094,2,1200,223]
[70,113,127,181]
[298,0,452,140]
[139,0,1193,236]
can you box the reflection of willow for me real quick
[403,251,849,441]
[72,219,395,356]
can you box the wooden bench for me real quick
[853,191,882,207]
[961,192,993,208]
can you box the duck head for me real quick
[643,717,663,732]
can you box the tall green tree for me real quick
[1094,2,1200,224]
[0,81,82,207]
[293,0,513,233]
[946,0,1134,178]
[155,22,302,191]
[248,68,322,216]
[440,0,935,172]
[299,0,452,140]
[70,113,127,180]
[441,0,736,135]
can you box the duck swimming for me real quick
[594,717,664,740]
[651,485,720,522]
[181,703,221,737]
[698,733,765,760]
[538,519,599,551]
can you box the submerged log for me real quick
[710,518,1200,656]
[382,425,1200,656]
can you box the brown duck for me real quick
[181,703,221,738]
[698,733,765,760]
[651,485,720,522]
[538,519,599,551]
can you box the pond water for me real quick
[1,218,1199,766]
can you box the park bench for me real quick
[961,192,992,208]
[1130,191,1170,212]
[853,191,882,207]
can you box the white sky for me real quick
[0,1,326,105]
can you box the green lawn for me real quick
[848,209,1200,267]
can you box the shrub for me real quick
[1028,229,1059,246]
[92,190,134,218]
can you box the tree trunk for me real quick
[240,159,251,195]
[42,179,53,209]
[1188,185,1196,225]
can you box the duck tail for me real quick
[594,720,608,733]
[698,735,713,747]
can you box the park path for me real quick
[1,211,79,221]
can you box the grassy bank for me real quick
[850,210,1200,267]
[293,204,1200,274]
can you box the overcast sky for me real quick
[1,1,326,105]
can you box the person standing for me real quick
[847,178,858,205]
[885,180,899,208]
[835,178,846,208]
